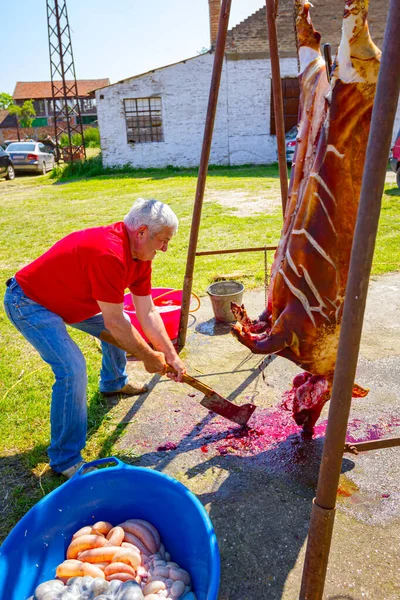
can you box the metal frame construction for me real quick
[177,0,287,348]
[46,0,86,163]
[177,0,400,598]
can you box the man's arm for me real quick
[97,300,166,374]
[132,294,186,381]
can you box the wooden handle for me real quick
[167,366,215,396]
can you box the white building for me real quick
[95,0,394,169]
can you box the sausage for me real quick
[78,545,122,563]
[104,562,136,577]
[121,541,142,554]
[123,532,150,557]
[105,526,125,546]
[56,559,105,579]
[92,521,113,535]
[94,562,109,571]
[67,534,107,559]
[112,548,141,569]
[71,526,92,540]
[143,580,166,595]
[126,519,161,551]
[106,572,136,582]
[119,521,158,554]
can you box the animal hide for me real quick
[232,0,380,432]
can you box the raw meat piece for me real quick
[232,0,379,432]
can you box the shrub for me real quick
[59,133,69,148]
[50,153,104,179]
[72,132,83,146]
[58,128,100,149]
[83,127,100,148]
[59,132,83,147]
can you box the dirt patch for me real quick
[205,173,396,217]
[205,189,281,216]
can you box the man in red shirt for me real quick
[4,198,185,478]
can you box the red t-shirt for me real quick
[16,222,152,324]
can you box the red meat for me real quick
[232,0,379,432]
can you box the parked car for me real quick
[286,126,298,164]
[389,128,400,188]
[0,148,15,180]
[3,138,35,149]
[6,141,55,175]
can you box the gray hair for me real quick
[124,198,179,237]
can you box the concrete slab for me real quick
[113,273,400,599]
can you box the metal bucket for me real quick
[207,280,244,323]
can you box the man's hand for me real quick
[166,355,186,382]
[143,350,167,374]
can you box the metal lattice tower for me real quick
[46,0,86,163]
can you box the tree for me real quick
[16,100,36,128]
[0,92,14,110]
[0,92,36,128]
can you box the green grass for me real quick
[0,162,399,540]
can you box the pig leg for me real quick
[231,313,289,355]
[231,302,270,334]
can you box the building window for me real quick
[77,115,98,125]
[81,98,95,113]
[124,97,164,144]
[270,77,300,135]
[33,100,46,115]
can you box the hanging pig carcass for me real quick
[231,0,381,433]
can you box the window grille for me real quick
[124,97,164,143]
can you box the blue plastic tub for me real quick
[0,458,220,600]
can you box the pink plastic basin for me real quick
[124,287,182,342]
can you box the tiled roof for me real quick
[226,0,389,57]
[13,79,110,100]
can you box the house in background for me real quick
[95,0,395,169]
[0,78,109,142]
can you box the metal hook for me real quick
[323,43,333,82]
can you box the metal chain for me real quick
[293,1,300,73]
[264,248,269,306]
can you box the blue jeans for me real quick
[3,278,129,473]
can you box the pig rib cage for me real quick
[178,1,400,599]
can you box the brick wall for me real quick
[208,0,220,48]
[225,0,389,58]
[0,125,55,141]
[0,123,97,143]
[226,8,269,55]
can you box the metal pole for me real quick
[266,0,288,217]
[54,0,73,160]
[196,245,278,256]
[299,1,400,597]
[177,0,232,349]
[16,116,20,141]
[344,436,400,454]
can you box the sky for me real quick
[1,0,265,95]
